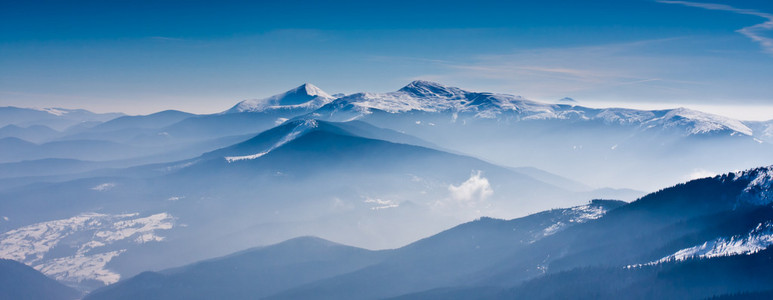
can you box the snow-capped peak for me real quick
[227,83,334,113]
[296,83,332,100]
[398,80,468,99]
[315,81,491,114]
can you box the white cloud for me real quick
[448,170,494,205]
[657,1,773,55]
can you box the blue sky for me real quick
[1,0,773,119]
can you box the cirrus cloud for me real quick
[657,0,773,55]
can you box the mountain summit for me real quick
[226,83,334,113]
[284,83,333,105]
[398,80,468,99]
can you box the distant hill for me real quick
[85,200,624,299]
[0,259,80,300]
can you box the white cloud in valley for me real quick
[448,170,494,205]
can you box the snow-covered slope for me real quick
[538,201,611,238]
[744,119,773,143]
[227,83,334,113]
[224,119,319,162]
[0,212,174,287]
[644,107,752,136]
[315,80,541,118]
[730,165,773,205]
[650,221,773,265]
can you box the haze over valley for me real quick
[2,0,773,298]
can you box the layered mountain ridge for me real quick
[0,81,771,296]
[86,165,773,299]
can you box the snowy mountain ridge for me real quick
[224,119,319,162]
[647,107,753,136]
[327,80,531,116]
[305,80,758,137]
[625,165,773,267]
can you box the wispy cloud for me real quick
[409,38,700,98]
[657,0,773,55]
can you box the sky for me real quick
[1,0,773,120]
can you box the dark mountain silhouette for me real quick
[0,259,80,300]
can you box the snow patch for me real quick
[542,222,564,237]
[540,203,608,238]
[163,160,197,172]
[225,152,267,162]
[36,107,69,116]
[36,250,125,286]
[568,204,606,222]
[225,119,319,163]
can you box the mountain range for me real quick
[305,81,773,190]
[0,81,771,296]
[4,81,769,190]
